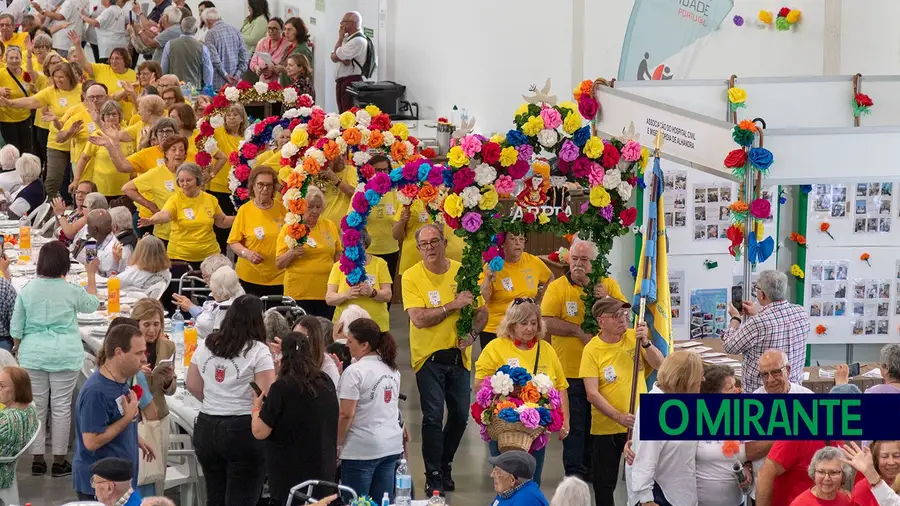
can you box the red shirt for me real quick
[851,478,880,506]
[790,489,851,506]
[770,441,844,506]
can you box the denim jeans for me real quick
[341,453,401,502]
[193,413,266,506]
[562,378,592,478]
[488,441,545,486]
[0,338,12,352]
[415,360,470,475]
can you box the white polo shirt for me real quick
[337,355,402,460]
[191,340,274,416]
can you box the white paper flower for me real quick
[253,81,269,94]
[282,88,298,104]
[402,140,414,156]
[617,181,633,201]
[243,125,254,140]
[283,212,298,226]
[297,107,312,118]
[282,108,300,119]
[283,235,298,249]
[397,193,412,205]
[353,151,372,166]
[334,137,348,153]
[326,129,341,140]
[209,116,225,129]
[603,168,622,190]
[537,128,558,148]
[461,186,482,208]
[309,149,327,166]
[224,87,240,101]
[531,374,553,395]
[228,174,240,192]
[324,115,341,132]
[355,109,372,127]
[283,188,301,202]
[474,163,497,187]
[203,137,218,153]
[359,127,371,145]
[355,183,366,193]
[281,143,299,158]
[382,132,395,147]
[491,372,514,396]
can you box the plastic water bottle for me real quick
[381,492,390,506]
[171,311,185,375]
[395,459,411,506]
[460,107,469,124]
[427,491,444,505]
[450,105,459,126]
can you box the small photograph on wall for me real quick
[674,212,686,227]
[813,184,848,218]
[852,319,864,335]
[808,260,850,318]
[854,181,893,234]
[692,183,734,241]
[669,270,684,325]
[663,168,687,229]
[689,288,728,339]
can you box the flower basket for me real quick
[487,419,546,453]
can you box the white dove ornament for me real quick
[451,117,476,140]
[523,78,557,106]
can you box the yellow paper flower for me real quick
[480,187,499,210]
[786,9,801,24]
[639,147,650,171]
[364,104,381,117]
[499,146,518,167]
[444,193,464,218]
[290,127,309,147]
[583,136,604,159]
[559,101,577,114]
[490,134,506,144]
[755,221,764,237]
[562,111,581,135]
[390,123,409,141]
[538,212,550,225]
[590,186,611,208]
[790,264,804,279]
[278,165,292,183]
[758,10,772,24]
[728,87,747,105]
[447,146,469,168]
[522,115,544,137]
[514,103,529,116]
[339,111,356,129]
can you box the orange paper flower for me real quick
[302,156,322,175]
[861,252,871,266]
[729,200,749,213]
[789,232,807,246]
[286,223,307,240]
[722,441,741,458]
[519,384,540,404]
[288,198,308,215]
[342,127,362,146]
[418,183,438,204]
[493,400,516,415]
[816,324,827,335]
[391,141,409,162]
[820,222,834,240]
[286,171,306,189]
[322,141,341,160]
[368,130,385,148]
[738,119,758,132]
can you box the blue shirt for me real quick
[492,481,548,506]
[73,371,139,495]
[134,371,154,410]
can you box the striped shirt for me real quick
[722,300,809,393]
[204,20,248,90]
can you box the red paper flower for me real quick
[470,402,485,424]
[750,198,771,219]
[815,324,827,335]
[619,207,637,227]
[421,147,436,158]
[600,143,620,169]
[307,116,325,137]
[523,212,536,224]
[268,81,282,92]
[443,211,459,229]
[481,142,501,165]
[236,187,249,200]
[400,184,418,199]
[131,385,143,400]
[199,122,214,138]
[253,122,267,136]
[22,72,30,83]
[778,7,790,17]
[241,143,259,159]
[195,151,212,167]
[370,113,391,131]
[211,95,228,109]
[228,151,240,166]
[548,251,560,262]
[236,81,252,91]
[557,212,569,223]
[359,163,375,180]
[297,93,314,107]
[726,225,743,257]
[723,149,747,168]
[855,93,873,107]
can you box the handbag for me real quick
[137,418,166,485]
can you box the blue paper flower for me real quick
[748,147,774,171]
[389,168,403,182]
[497,365,512,376]
[498,408,520,423]
[800,185,812,194]
[347,267,366,285]
[638,178,647,190]
[442,169,454,188]
[537,407,552,426]
[418,163,432,182]
[508,367,532,386]
[506,130,528,147]
[346,211,363,228]
[630,265,637,278]
[344,245,363,261]
[364,189,381,206]
[573,125,591,147]
[489,256,505,272]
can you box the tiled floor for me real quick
[16,307,629,505]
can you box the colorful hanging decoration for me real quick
[728,88,747,112]
[819,222,835,240]
[789,232,806,246]
[861,252,871,266]
[816,324,827,335]
[853,93,873,118]
[744,8,800,30]
[791,264,805,279]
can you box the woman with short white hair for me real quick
[173,267,245,339]
[6,154,45,219]
[0,145,22,196]
[109,206,137,267]
[333,304,370,343]
[199,254,234,283]
[550,476,592,506]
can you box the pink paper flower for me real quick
[460,135,482,158]
[548,409,564,432]
[427,167,443,187]
[476,380,493,408]
[452,167,476,193]
[351,192,369,214]
[480,424,491,442]
[461,212,483,233]
[342,228,361,247]
[339,255,356,274]
[750,198,771,219]
[540,107,562,130]
[366,172,391,194]
[235,187,249,200]
[621,140,641,162]
[572,157,592,179]
[495,175,515,196]
[519,407,541,429]
[578,96,599,119]
[482,246,502,263]
[507,160,529,179]
[241,143,258,159]
[559,140,580,163]
[530,432,549,452]
[588,164,605,186]
[548,388,561,409]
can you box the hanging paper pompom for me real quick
[758,10,773,25]
[733,15,744,26]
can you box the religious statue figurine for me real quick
[517,175,548,208]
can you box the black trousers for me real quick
[210,191,235,254]
[296,299,334,320]
[33,126,48,173]
[194,413,266,506]
[593,432,628,506]
[239,279,283,298]
[562,378,593,478]
[0,118,33,155]
[415,359,469,476]
[479,331,497,350]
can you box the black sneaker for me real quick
[442,466,455,492]
[425,470,444,497]
[51,461,72,477]
[31,460,46,476]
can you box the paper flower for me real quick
[532,373,553,394]
[723,149,747,169]
[775,16,790,30]
[519,407,541,429]
[748,147,774,171]
[728,88,747,110]
[789,232,807,246]
[722,441,741,458]
[621,140,641,162]
[819,222,834,240]
[750,198,771,219]
[590,186,611,208]
[861,252,871,266]
[131,385,143,400]
[786,9,801,24]
[620,208,638,227]
[443,193,464,219]
[790,264,805,279]
[853,93,873,118]
[733,15,744,26]
[491,372,514,396]
[816,324,827,335]
[461,212,482,233]
[732,125,755,147]
[758,10,773,25]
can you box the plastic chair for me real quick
[165,411,205,506]
[146,280,169,300]
[27,201,51,228]
[0,420,40,506]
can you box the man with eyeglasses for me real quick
[402,223,486,496]
[541,238,627,485]
[88,457,142,506]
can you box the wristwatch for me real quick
[641,339,651,349]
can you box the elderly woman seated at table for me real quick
[119,236,172,293]
[0,366,39,496]
[489,450,548,506]
[2,155,44,219]
[0,145,21,196]
[172,267,245,339]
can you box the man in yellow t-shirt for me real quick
[578,297,664,506]
[541,238,627,481]
[401,223,485,496]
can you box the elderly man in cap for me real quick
[489,450,548,505]
[578,297,664,506]
[90,457,142,506]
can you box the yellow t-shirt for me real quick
[210,128,240,193]
[34,85,82,151]
[475,336,569,391]
[543,276,627,378]
[2,33,27,53]
[478,252,553,333]
[578,330,648,435]
[0,69,31,123]
[81,141,132,196]
[131,164,176,240]
[395,200,464,276]
[319,166,357,227]
[327,255,392,331]
[227,200,286,286]
[61,108,98,164]
[127,146,165,175]
[187,130,199,162]
[401,259,471,372]
[361,189,400,255]
[161,190,223,262]
[275,218,342,300]
[123,120,144,152]
[91,63,136,118]
[257,149,281,171]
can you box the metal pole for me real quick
[742,158,754,294]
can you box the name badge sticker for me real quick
[164,180,174,192]
[428,290,441,307]
[501,277,514,291]
[184,208,195,220]
[306,237,318,248]
[603,365,617,384]
[508,358,520,368]
[254,227,265,240]
[566,301,578,317]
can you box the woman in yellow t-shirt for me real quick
[25,46,63,168]
[318,156,357,226]
[68,32,136,118]
[0,61,80,199]
[209,103,247,249]
[93,117,177,177]
[134,61,162,97]
[71,100,132,197]
[137,162,234,263]
[363,154,401,280]
[325,229,393,331]
[123,135,187,240]
[474,299,570,486]
[393,199,464,276]
[258,127,291,171]
[168,103,199,161]
[0,46,35,153]
[122,94,165,152]
[275,186,343,319]
[478,232,554,349]
[227,166,286,297]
